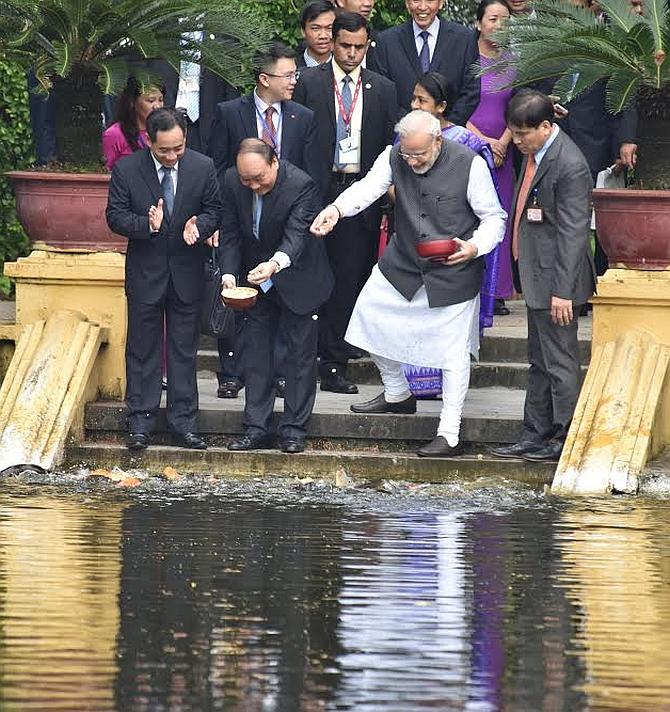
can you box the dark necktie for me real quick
[261,106,276,148]
[161,166,174,218]
[419,30,430,73]
[336,75,353,169]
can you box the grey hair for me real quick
[394,110,441,138]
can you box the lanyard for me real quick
[333,74,362,135]
[255,104,283,155]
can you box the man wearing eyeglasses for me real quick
[208,42,323,402]
[311,110,506,458]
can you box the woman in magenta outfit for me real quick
[467,0,516,315]
[102,78,164,170]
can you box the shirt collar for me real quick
[534,124,560,165]
[253,88,282,116]
[304,48,330,67]
[332,60,362,85]
[150,150,179,176]
[412,16,440,39]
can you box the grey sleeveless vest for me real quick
[379,141,483,307]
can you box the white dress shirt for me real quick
[413,17,441,63]
[332,61,363,173]
[253,89,283,156]
[333,145,507,257]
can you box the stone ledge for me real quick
[66,442,555,485]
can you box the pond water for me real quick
[1,474,670,711]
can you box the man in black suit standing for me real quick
[491,91,596,464]
[208,42,323,399]
[220,139,334,453]
[106,108,221,451]
[368,0,480,123]
[296,0,337,68]
[293,11,399,394]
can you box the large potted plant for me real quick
[1,0,268,251]
[486,0,670,269]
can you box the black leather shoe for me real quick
[490,441,544,459]
[320,373,359,394]
[126,432,149,451]
[275,378,286,399]
[350,392,417,414]
[522,440,564,462]
[345,346,366,360]
[217,378,243,399]
[173,432,207,450]
[493,299,511,316]
[279,437,305,454]
[228,432,275,451]
[416,436,465,458]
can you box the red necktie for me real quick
[261,106,276,148]
[512,153,537,260]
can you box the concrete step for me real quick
[197,351,586,390]
[65,441,554,486]
[85,381,525,448]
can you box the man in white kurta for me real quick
[311,111,506,457]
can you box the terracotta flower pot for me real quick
[593,188,670,270]
[7,171,126,253]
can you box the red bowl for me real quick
[416,239,458,262]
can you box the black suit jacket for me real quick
[368,18,480,124]
[559,80,637,182]
[219,161,334,315]
[106,148,222,304]
[292,62,399,215]
[208,93,323,196]
[161,67,239,155]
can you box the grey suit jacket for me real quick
[512,130,596,309]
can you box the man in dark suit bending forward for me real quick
[220,139,334,454]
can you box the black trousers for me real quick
[522,307,582,445]
[318,175,378,377]
[125,280,200,435]
[241,289,318,439]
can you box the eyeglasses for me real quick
[398,149,431,160]
[263,71,301,80]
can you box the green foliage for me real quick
[484,0,670,113]
[0,57,33,297]
[245,0,478,51]
[0,0,274,163]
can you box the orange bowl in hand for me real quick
[221,286,258,310]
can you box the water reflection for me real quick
[557,502,670,710]
[0,481,669,710]
[0,488,124,711]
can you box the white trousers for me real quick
[370,348,471,445]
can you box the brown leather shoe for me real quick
[416,436,464,458]
[350,392,417,414]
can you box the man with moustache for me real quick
[293,11,399,395]
[106,107,222,451]
[311,110,506,457]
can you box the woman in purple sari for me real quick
[393,72,504,397]
[467,0,516,315]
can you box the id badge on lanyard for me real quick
[526,188,544,223]
[334,75,362,164]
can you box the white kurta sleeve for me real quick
[467,155,507,257]
[332,146,393,217]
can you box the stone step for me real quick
[196,350,586,390]
[85,382,525,448]
[65,441,554,486]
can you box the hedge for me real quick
[0,58,33,297]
